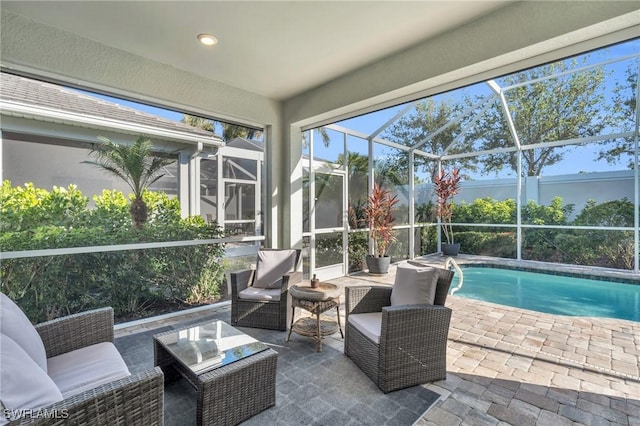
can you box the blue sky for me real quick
[78,38,638,181]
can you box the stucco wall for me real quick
[409,170,636,220]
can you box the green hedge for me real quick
[346,196,634,270]
[451,196,634,270]
[1,181,225,323]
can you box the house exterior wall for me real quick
[2,138,178,204]
[409,170,636,220]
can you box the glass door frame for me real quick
[305,161,348,281]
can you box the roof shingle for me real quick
[0,72,220,141]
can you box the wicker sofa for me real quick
[230,249,302,331]
[1,294,163,425]
[344,264,454,393]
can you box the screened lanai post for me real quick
[635,65,640,275]
[408,150,415,259]
[436,159,442,254]
[191,143,202,217]
[342,130,349,273]
[256,158,262,236]
[367,136,375,258]
[309,129,316,276]
[217,148,224,232]
[516,150,523,260]
[178,150,190,218]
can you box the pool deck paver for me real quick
[115,257,640,425]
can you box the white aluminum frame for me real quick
[311,50,640,274]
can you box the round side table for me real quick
[286,282,344,352]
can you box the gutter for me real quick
[0,100,223,146]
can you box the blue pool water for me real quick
[452,267,640,322]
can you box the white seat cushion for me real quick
[0,333,63,425]
[390,263,438,306]
[253,250,297,289]
[238,287,281,301]
[0,293,48,372]
[47,342,130,398]
[348,312,382,344]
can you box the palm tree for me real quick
[182,115,214,131]
[84,136,175,228]
[182,114,262,141]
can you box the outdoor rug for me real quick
[115,311,441,425]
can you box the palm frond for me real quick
[85,136,175,198]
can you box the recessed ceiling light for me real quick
[197,34,218,46]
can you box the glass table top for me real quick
[155,320,268,374]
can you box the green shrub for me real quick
[455,231,517,258]
[454,197,516,225]
[573,198,634,227]
[418,225,437,256]
[348,231,369,273]
[522,196,574,225]
[1,181,225,323]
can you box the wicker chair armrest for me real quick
[380,304,452,343]
[345,286,392,315]
[230,268,254,297]
[11,367,164,426]
[281,270,302,292]
[35,307,114,358]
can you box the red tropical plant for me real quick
[433,168,461,244]
[364,183,399,257]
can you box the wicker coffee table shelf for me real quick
[287,282,343,352]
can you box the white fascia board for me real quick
[219,145,264,161]
[0,100,223,146]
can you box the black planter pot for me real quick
[441,243,461,256]
[366,255,391,274]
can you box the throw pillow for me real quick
[0,293,48,372]
[407,261,453,306]
[0,333,63,424]
[390,263,438,306]
[253,250,297,289]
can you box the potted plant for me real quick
[433,168,462,256]
[364,183,399,274]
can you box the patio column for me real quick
[267,122,304,250]
[284,124,304,250]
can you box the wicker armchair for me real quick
[230,249,302,331]
[344,266,454,393]
[8,307,164,425]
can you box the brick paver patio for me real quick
[115,259,640,425]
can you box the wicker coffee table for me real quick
[154,320,277,426]
[286,282,344,352]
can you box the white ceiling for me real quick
[1,1,510,100]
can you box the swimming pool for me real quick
[452,266,640,322]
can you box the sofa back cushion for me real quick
[253,250,297,289]
[0,293,48,372]
[0,333,63,424]
[390,263,438,306]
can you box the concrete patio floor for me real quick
[115,259,640,425]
